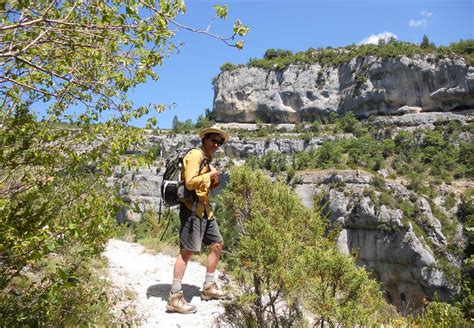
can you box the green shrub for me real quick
[443,193,458,210]
[301,130,313,142]
[380,191,394,208]
[411,301,467,327]
[195,114,214,129]
[398,198,415,218]
[220,62,237,71]
[218,165,387,327]
[315,141,344,168]
[246,150,288,173]
[147,143,162,160]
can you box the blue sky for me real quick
[129,0,473,128]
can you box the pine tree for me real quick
[172,115,180,133]
[421,35,431,49]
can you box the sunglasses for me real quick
[209,138,224,146]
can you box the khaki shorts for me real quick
[179,204,223,252]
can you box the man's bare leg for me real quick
[172,250,193,293]
[201,241,228,300]
[206,241,223,274]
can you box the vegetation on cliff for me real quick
[220,37,474,72]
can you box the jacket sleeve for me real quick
[183,149,211,204]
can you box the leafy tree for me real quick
[0,1,248,325]
[394,130,418,162]
[195,114,214,129]
[337,111,363,135]
[263,48,278,60]
[172,116,198,133]
[218,165,386,327]
[295,247,386,327]
[182,118,194,133]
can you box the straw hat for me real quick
[198,127,230,143]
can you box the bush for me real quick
[220,62,237,71]
[315,140,344,168]
[218,165,387,327]
[246,150,288,173]
[195,114,214,129]
[337,111,363,135]
[411,301,467,327]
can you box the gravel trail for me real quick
[103,239,228,327]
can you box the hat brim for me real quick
[199,127,230,143]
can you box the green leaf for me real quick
[214,4,228,19]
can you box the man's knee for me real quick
[180,249,194,261]
[210,240,224,253]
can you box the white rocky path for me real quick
[103,239,228,327]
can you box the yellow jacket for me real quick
[181,148,218,219]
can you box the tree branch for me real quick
[0,75,56,97]
[15,56,91,89]
[139,0,240,48]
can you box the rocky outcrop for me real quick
[145,132,351,160]
[292,170,463,311]
[212,55,474,123]
[111,165,162,223]
[372,111,473,128]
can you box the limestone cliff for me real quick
[293,170,463,312]
[212,55,474,123]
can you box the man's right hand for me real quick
[210,167,220,184]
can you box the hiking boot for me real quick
[166,291,197,314]
[201,282,229,301]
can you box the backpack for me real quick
[160,148,207,207]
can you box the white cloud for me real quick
[359,32,398,45]
[420,11,432,17]
[409,18,428,28]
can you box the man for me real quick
[166,127,230,314]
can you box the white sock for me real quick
[171,278,182,293]
[204,272,215,285]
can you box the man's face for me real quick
[203,133,224,155]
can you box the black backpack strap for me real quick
[159,203,172,242]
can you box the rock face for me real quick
[293,170,462,311]
[111,165,162,223]
[212,55,474,123]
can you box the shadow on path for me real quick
[146,283,202,301]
